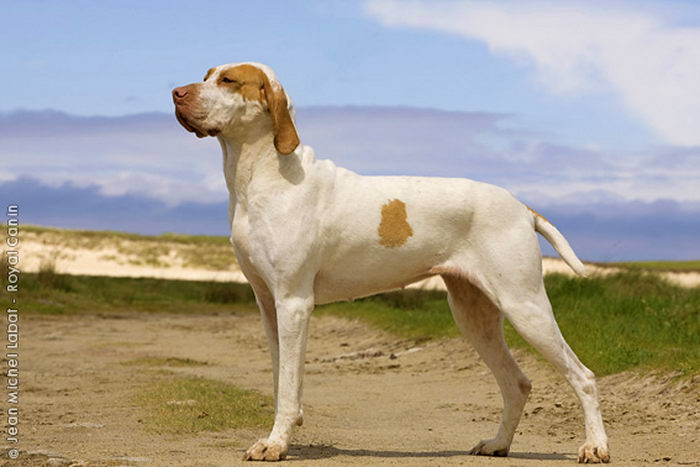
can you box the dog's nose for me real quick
[172,86,189,100]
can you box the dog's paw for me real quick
[578,443,610,463]
[243,438,287,462]
[469,438,510,457]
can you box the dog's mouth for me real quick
[175,110,219,138]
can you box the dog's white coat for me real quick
[174,62,610,463]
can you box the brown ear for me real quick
[261,72,300,155]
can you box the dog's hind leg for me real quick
[442,273,532,458]
[498,285,610,463]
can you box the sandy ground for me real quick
[17,230,700,289]
[8,310,699,466]
[18,230,247,283]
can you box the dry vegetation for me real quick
[19,224,238,272]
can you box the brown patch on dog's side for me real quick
[378,199,413,248]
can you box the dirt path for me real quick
[9,311,699,466]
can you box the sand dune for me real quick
[14,226,699,289]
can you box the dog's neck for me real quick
[218,127,276,203]
[218,127,305,219]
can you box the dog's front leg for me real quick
[244,294,313,462]
[250,280,280,404]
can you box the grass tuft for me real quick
[36,257,73,292]
[203,281,256,304]
[137,376,273,433]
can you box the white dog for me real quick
[172,62,610,463]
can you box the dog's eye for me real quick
[221,77,238,84]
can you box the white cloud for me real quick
[0,111,224,206]
[298,108,700,203]
[0,171,17,183]
[365,0,700,146]
[2,108,699,206]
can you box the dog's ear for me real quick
[260,72,300,155]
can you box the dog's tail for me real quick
[529,208,588,277]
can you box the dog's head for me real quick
[172,62,299,154]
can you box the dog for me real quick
[172,62,610,463]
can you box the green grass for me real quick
[14,265,256,315]
[531,272,700,376]
[13,262,699,376]
[320,272,699,376]
[137,376,273,433]
[317,289,458,340]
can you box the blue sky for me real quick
[1,0,699,260]
[1,0,671,147]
